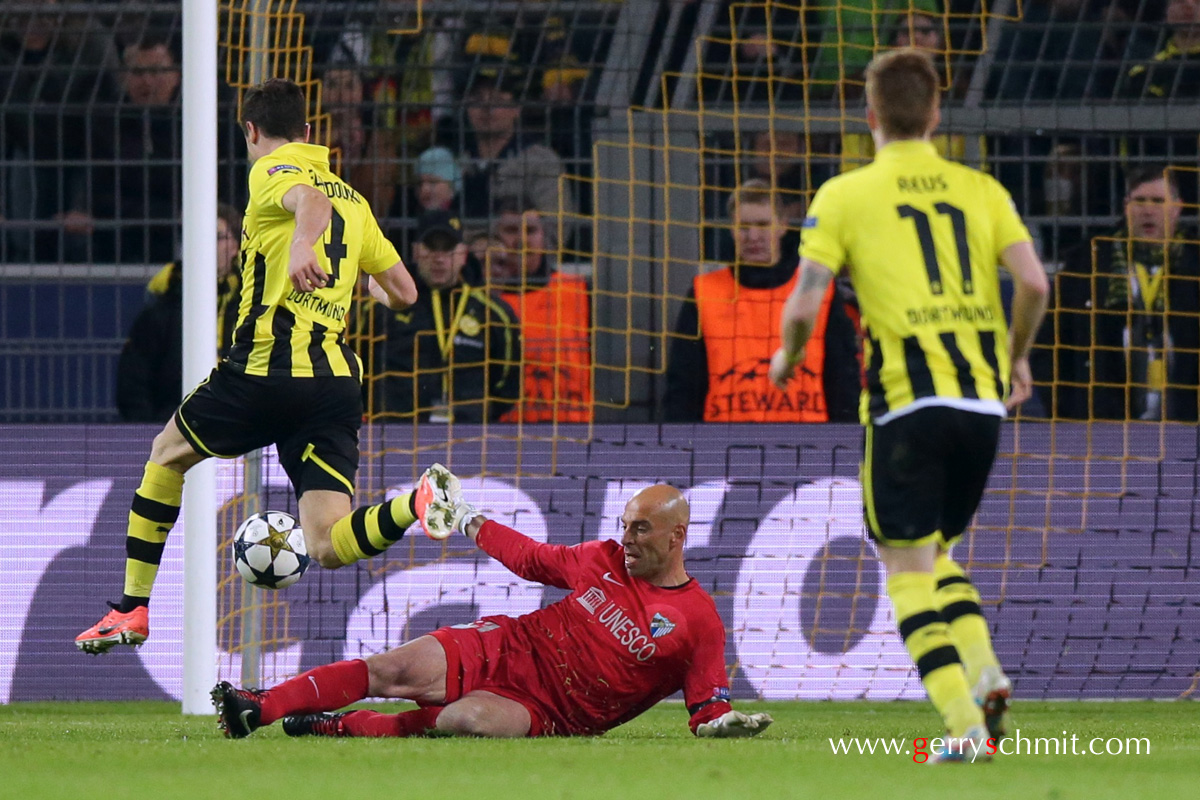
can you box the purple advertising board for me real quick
[2,423,1197,703]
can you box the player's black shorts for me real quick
[861,405,1001,548]
[174,362,362,498]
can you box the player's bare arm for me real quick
[769,258,835,389]
[281,184,333,293]
[369,261,419,309]
[999,240,1050,410]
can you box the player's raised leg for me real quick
[75,417,205,654]
[309,463,461,568]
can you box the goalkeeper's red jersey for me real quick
[471,520,734,736]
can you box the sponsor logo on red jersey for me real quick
[577,586,607,614]
[576,587,658,662]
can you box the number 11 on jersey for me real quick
[897,202,974,296]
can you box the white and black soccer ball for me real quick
[232,511,310,590]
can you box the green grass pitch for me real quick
[1,700,1194,799]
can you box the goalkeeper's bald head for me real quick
[635,484,690,528]
[620,485,692,585]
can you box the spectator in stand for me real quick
[537,16,591,104]
[367,211,521,422]
[1110,1,1200,215]
[468,231,499,266]
[742,129,813,224]
[699,3,807,104]
[409,146,477,278]
[1043,165,1200,421]
[0,1,119,261]
[809,0,938,99]
[116,203,243,422]
[986,2,1134,249]
[465,230,505,285]
[489,195,592,423]
[892,12,943,51]
[88,32,182,264]
[414,146,462,214]
[988,0,1132,102]
[534,15,594,166]
[324,4,459,215]
[322,66,367,172]
[438,64,575,225]
[663,180,860,423]
[1120,0,1200,99]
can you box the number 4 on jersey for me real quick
[323,209,347,288]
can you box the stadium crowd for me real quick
[2,0,1199,423]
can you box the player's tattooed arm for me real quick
[770,258,837,389]
[798,261,834,294]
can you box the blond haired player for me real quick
[770,49,1049,761]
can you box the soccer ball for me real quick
[232,511,310,590]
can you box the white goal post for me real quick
[180,0,219,716]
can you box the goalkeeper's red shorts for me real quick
[430,617,555,736]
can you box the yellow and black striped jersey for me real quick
[800,140,1032,424]
[230,142,400,378]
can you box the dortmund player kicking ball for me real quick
[76,78,424,654]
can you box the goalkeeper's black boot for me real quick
[211,681,265,739]
[282,712,349,737]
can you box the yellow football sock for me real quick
[888,571,983,737]
[934,553,1000,688]
[329,492,417,565]
[122,461,184,607]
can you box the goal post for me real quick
[180,0,220,716]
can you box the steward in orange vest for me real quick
[497,266,592,422]
[663,181,859,422]
[491,197,593,422]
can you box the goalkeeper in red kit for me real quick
[212,468,772,739]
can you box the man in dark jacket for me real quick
[0,6,119,261]
[368,211,521,422]
[116,203,242,421]
[88,33,183,263]
[1119,0,1200,100]
[1045,165,1200,421]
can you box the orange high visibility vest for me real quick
[499,272,593,422]
[694,267,833,422]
